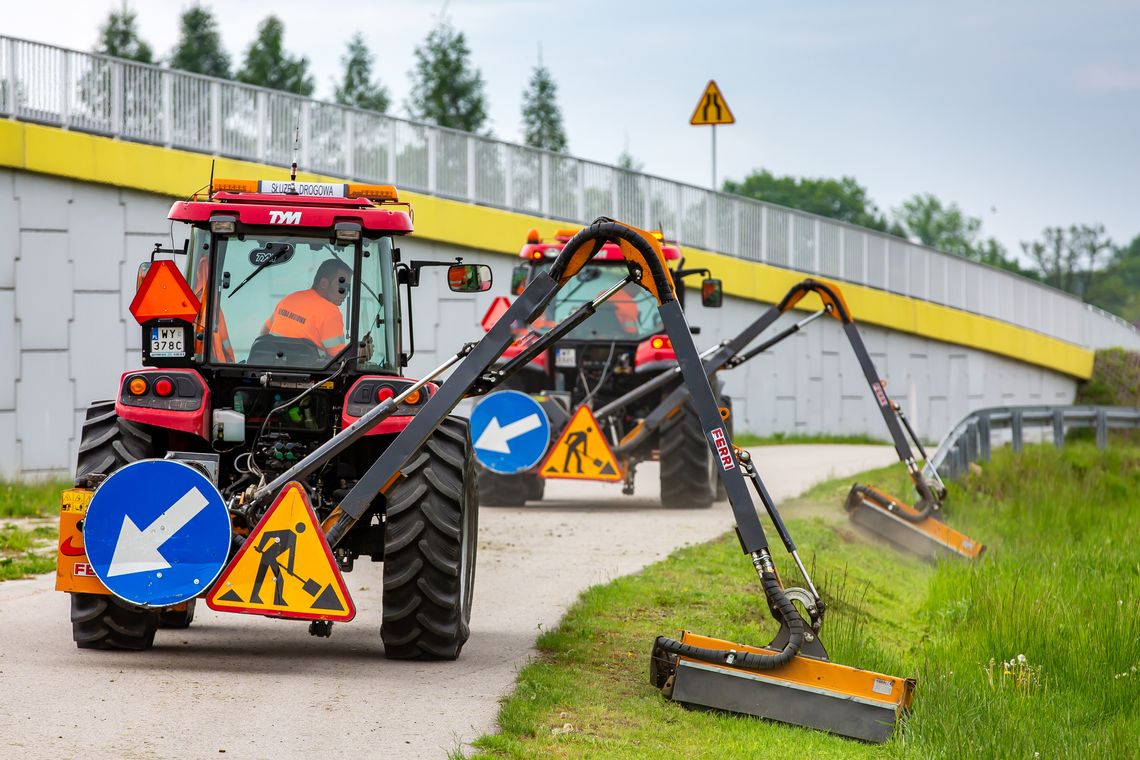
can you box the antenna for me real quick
[208,159,215,199]
[291,125,300,183]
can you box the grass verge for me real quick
[735,431,884,447]
[0,522,57,581]
[470,444,1140,758]
[1,478,70,518]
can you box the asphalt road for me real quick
[0,444,895,760]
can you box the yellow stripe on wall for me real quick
[0,120,1093,378]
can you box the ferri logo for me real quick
[871,382,889,408]
[710,427,735,470]
[269,210,302,225]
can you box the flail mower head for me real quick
[845,483,984,561]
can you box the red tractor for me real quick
[56,178,484,655]
[475,228,725,507]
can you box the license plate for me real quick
[150,326,185,358]
[555,348,577,368]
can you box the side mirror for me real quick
[447,263,493,293]
[701,278,723,308]
[510,264,529,295]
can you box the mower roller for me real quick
[265,219,914,741]
[594,277,984,562]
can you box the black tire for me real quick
[71,593,159,651]
[659,401,717,509]
[382,416,478,660]
[75,400,155,488]
[158,599,196,629]
[476,467,543,506]
[70,401,164,651]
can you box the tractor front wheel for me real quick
[70,400,166,651]
[381,417,478,660]
[477,467,544,506]
[659,401,718,509]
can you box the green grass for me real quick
[735,431,884,447]
[469,444,1140,758]
[0,478,70,518]
[0,522,57,580]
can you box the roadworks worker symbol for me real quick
[206,482,355,621]
[540,406,623,482]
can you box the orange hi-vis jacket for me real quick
[264,289,347,356]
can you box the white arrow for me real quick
[107,487,209,577]
[475,414,543,454]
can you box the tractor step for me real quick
[845,484,984,561]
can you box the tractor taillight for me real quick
[404,389,422,405]
[376,386,395,403]
[530,250,544,260]
[153,377,174,397]
[651,336,671,350]
[128,376,148,396]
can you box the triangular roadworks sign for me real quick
[540,406,623,482]
[207,482,355,621]
[689,80,735,126]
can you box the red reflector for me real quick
[376,386,395,403]
[481,296,512,332]
[154,378,174,397]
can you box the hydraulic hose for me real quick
[654,570,805,671]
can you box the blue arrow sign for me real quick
[471,390,551,474]
[83,459,231,607]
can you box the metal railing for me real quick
[928,405,1140,480]
[2,34,1137,351]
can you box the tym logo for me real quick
[710,427,735,470]
[269,210,302,225]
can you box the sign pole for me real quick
[711,124,717,190]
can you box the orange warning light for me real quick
[128,260,201,324]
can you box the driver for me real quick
[261,259,351,357]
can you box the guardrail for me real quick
[2,34,1137,351]
[929,405,1140,480]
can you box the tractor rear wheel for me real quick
[477,467,543,506]
[70,400,166,651]
[158,599,196,629]
[381,417,478,660]
[659,401,718,509]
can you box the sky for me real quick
[5,0,1139,258]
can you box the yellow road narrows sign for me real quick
[689,80,735,126]
[540,406,623,482]
[207,482,355,621]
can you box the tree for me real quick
[1021,224,1113,298]
[334,33,390,113]
[617,150,643,172]
[236,16,314,96]
[722,169,899,234]
[893,193,982,258]
[94,2,154,63]
[1084,233,1140,321]
[521,62,567,152]
[169,5,231,78]
[406,19,488,132]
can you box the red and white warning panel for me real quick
[207,483,355,621]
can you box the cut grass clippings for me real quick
[469,444,1140,759]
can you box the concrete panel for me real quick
[15,351,75,472]
[0,411,18,479]
[0,170,17,288]
[69,184,126,292]
[0,291,15,409]
[123,188,178,236]
[16,231,72,350]
[71,293,128,409]
[15,172,71,231]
